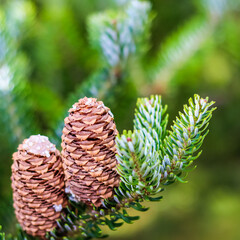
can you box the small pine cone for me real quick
[61,97,120,207]
[11,135,68,238]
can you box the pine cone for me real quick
[61,97,120,207]
[11,135,68,238]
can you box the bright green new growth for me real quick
[116,94,216,199]
[160,95,216,183]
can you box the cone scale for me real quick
[61,97,120,207]
[11,135,68,238]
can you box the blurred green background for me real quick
[0,0,240,239]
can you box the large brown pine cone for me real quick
[61,97,120,207]
[11,135,68,238]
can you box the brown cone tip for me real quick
[11,135,68,238]
[61,97,120,207]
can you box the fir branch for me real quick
[53,94,214,239]
[160,94,216,184]
[88,0,151,67]
[9,94,215,240]
[59,94,216,239]
[116,95,216,196]
[147,0,237,85]
[116,129,163,196]
[116,95,169,196]
[147,16,212,84]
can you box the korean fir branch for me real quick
[160,94,216,184]
[148,0,236,84]
[27,95,216,240]
[116,95,216,200]
[147,16,211,84]
[88,0,151,69]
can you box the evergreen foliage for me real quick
[147,0,239,84]
[3,0,239,239]
[0,94,216,240]
[88,0,151,67]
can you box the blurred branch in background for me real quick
[145,0,240,95]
